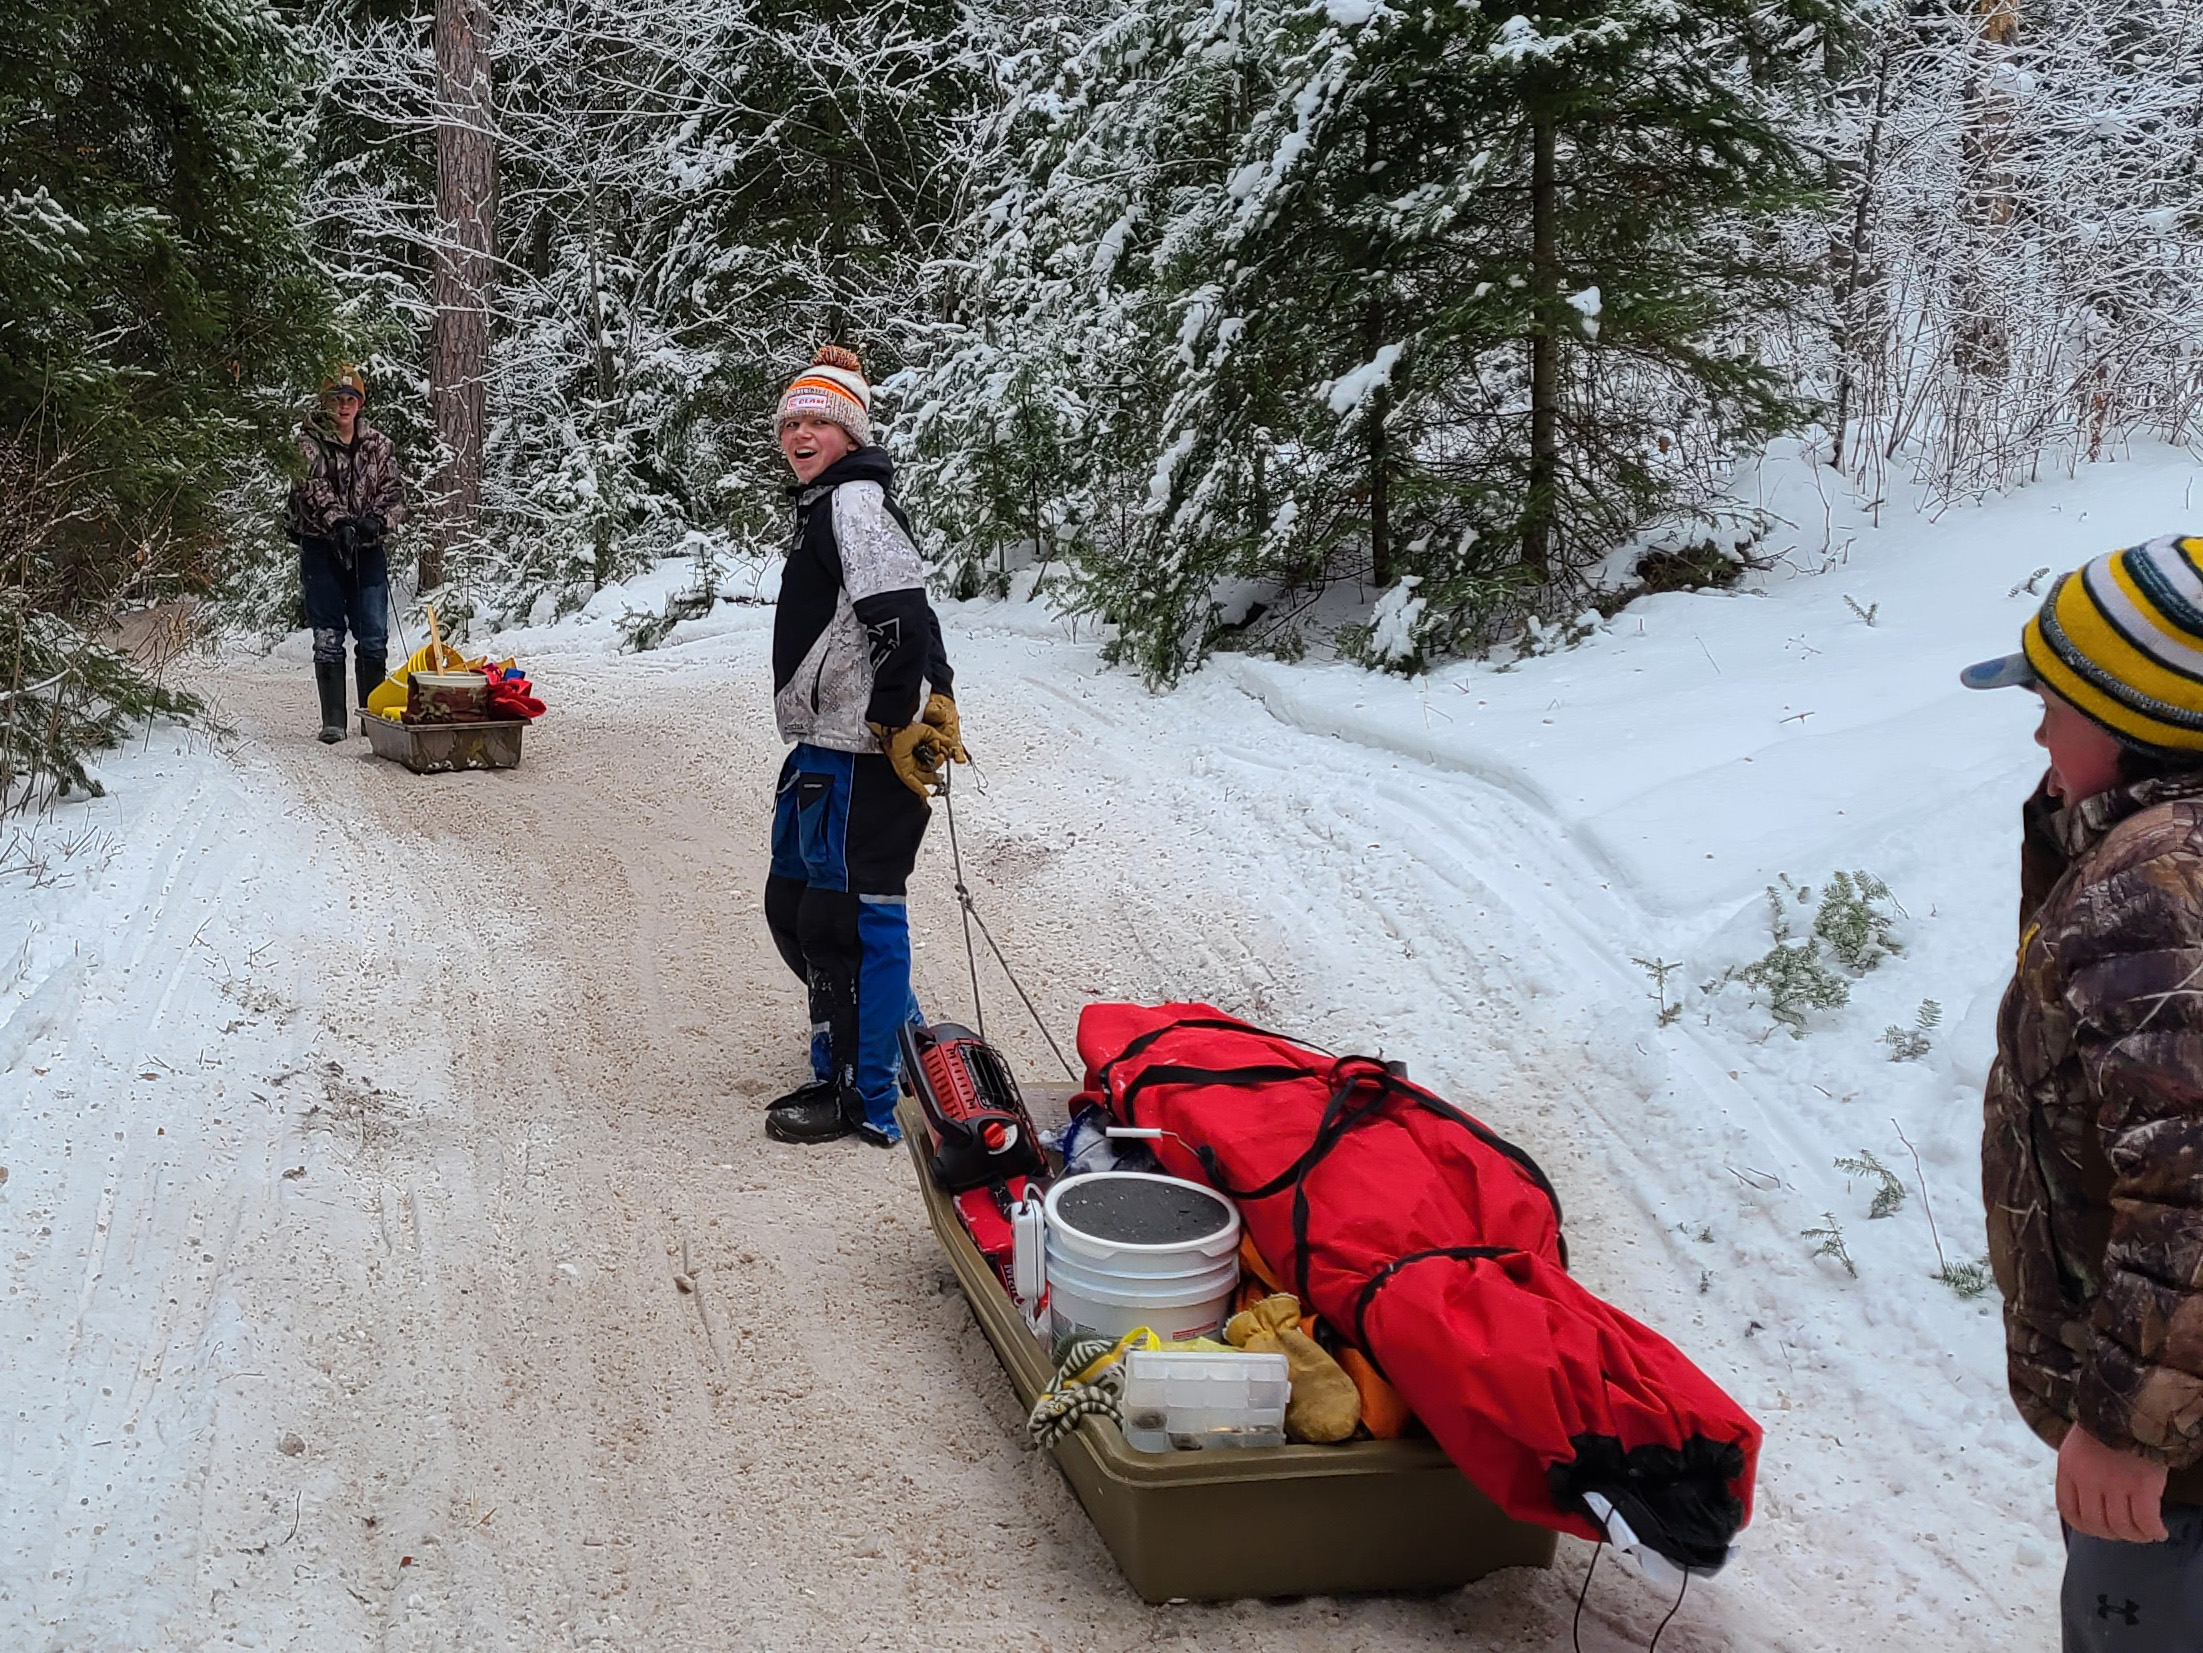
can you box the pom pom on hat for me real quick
[776,344,873,447]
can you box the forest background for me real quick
[6,0,2203,809]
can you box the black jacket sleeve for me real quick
[853,589,934,729]
[926,606,955,701]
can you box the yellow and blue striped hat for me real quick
[1962,535,2203,753]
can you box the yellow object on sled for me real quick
[365,639,473,719]
[364,602,516,720]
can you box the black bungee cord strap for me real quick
[1572,1540,1693,1653]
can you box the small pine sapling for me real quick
[1889,1119,1992,1298]
[1633,955,1684,1026]
[1882,999,1942,1062]
[1834,1149,1908,1218]
[1936,1256,1994,1299]
[1734,883,1852,1032]
[1813,871,1903,972]
[1843,594,1879,626]
[1802,1212,1858,1278]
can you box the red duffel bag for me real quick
[1076,1001,1761,1574]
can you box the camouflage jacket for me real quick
[285,416,407,544]
[1984,770,2203,1491]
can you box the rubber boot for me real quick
[314,659,347,744]
[765,1079,862,1145]
[355,648,387,716]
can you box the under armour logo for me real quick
[2097,1594,2141,1626]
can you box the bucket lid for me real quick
[1046,1172,1237,1251]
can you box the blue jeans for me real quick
[299,539,389,669]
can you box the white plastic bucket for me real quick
[1042,1172,1241,1345]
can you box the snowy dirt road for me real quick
[5,595,2059,1650]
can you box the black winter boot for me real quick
[765,1079,862,1144]
[354,648,387,714]
[766,1077,835,1113]
[314,659,348,744]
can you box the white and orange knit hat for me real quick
[775,345,873,448]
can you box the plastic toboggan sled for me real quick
[899,1094,1557,1602]
[358,709,526,774]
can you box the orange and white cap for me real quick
[775,345,873,447]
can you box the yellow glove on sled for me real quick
[921,693,970,767]
[1226,1292,1362,1444]
[871,720,946,798]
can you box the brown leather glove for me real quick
[870,720,945,798]
[921,692,970,767]
[1226,1292,1361,1444]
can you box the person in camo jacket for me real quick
[1963,535,2203,1651]
[285,364,406,744]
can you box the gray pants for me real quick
[2065,1505,2203,1651]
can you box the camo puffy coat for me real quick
[1984,771,2203,1499]
[285,416,407,545]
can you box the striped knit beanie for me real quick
[1971,535,2203,754]
[774,345,873,448]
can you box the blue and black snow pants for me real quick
[764,744,929,1142]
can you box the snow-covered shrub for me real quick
[1338,577,1435,674]
[1813,870,1905,972]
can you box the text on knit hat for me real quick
[776,345,873,447]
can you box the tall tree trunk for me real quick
[1523,111,1559,580]
[1954,0,2018,380]
[1366,302,1392,588]
[1829,36,1895,473]
[428,0,497,593]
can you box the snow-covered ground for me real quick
[6,442,2198,1648]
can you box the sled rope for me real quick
[1570,1539,1693,1653]
[1025,1335,1126,1448]
[1571,1543,1601,1653]
[940,767,1078,1081]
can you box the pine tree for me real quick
[300,0,980,631]
[0,0,336,808]
[901,0,1844,682]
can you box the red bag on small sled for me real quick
[1075,1002,1761,1573]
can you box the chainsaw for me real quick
[899,1020,1047,1193]
[901,1021,1052,1304]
